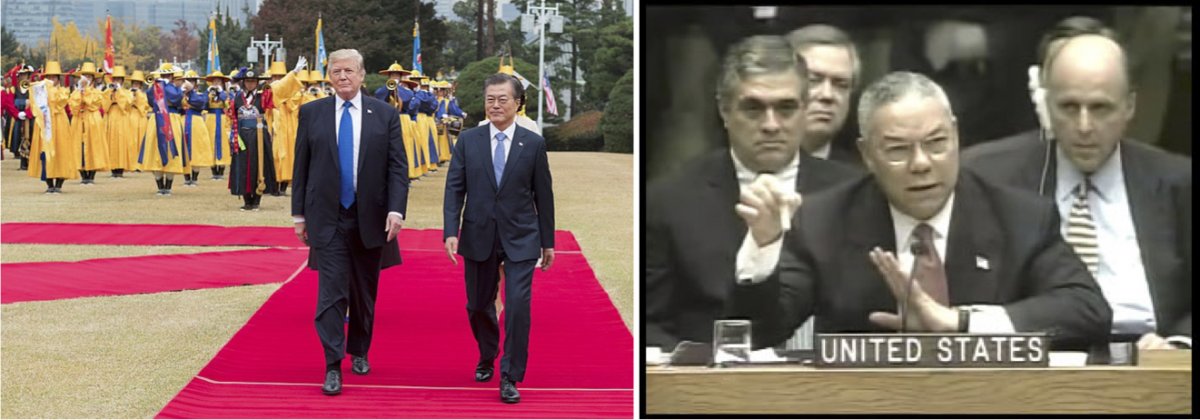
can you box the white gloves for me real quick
[18,111,27,120]
[293,56,308,74]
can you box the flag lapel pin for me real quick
[975,255,990,271]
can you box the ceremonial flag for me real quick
[510,69,532,90]
[542,75,558,116]
[412,22,422,74]
[206,14,221,75]
[315,17,327,77]
[103,15,114,74]
[31,81,52,156]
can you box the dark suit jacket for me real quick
[444,124,554,262]
[645,149,861,349]
[963,130,1193,338]
[827,144,864,168]
[292,94,409,268]
[730,170,1113,350]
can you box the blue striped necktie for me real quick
[339,101,355,209]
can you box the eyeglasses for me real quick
[879,138,952,163]
[485,96,511,106]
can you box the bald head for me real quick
[1044,34,1130,93]
[1043,34,1136,174]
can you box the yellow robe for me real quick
[270,72,302,183]
[130,89,150,169]
[384,91,422,180]
[138,87,186,174]
[204,92,232,166]
[71,87,109,171]
[106,88,135,171]
[183,93,213,168]
[415,112,438,171]
[436,98,452,163]
[27,81,80,180]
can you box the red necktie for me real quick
[912,223,949,305]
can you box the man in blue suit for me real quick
[443,73,555,404]
[291,50,409,396]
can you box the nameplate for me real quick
[815,333,1049,368]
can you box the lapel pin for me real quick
[366,108,373,114]
[518,142,524,146]
[975,255,990,271]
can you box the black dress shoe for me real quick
[352,356,370,375]
[500,375,520,404]
[475,359,494,382]
[322,370,342,396]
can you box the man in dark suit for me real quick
[785,24,864,167]
[646,35,860,351]
[443,73,554,404]
[291,50,409,395]
[732,71,1111,351]
[963,33,1191,349]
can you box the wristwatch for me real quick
[958,307,971,333]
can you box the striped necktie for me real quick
[1065,179,1099,277]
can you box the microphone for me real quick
[900,237,927,334]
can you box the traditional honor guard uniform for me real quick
[5,65,35,170]
[228,68,279,210]
[204,70,232,179]
[374,62,422,179]
[442,84,466,148]
[411,72,439,172]
[70,62,109,184]
[301,70,327,105]
[180,70,213,185]
[28,61,80,193]
[266,60,298,195]
[105,66,136,176]
[128,71,151,170]
[432,81,453,163]
[139,67,187,195]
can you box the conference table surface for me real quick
[645,352,1192,415]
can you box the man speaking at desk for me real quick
[730,71,1111,350]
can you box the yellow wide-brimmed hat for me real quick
[111,65,128,79]
[43,61,64,76]
[379,61,411,75]
[182,70,202,80]
[205,70,230,80]
[307,70,325,84]
[77,62,100,76]
[128,70,146,83]
[268,61,288,76]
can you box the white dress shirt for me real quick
[489,120,518,166]
[735,192,1016,333]
[1055,144,1158,337]
[293,90,402,223]
[810,141,833,160]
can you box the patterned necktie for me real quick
[493,132,507,187]
[339,101,355,209]
[912,223,949,306]
[1065,179,1099,277]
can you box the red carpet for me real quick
[157,250,632,418]
[0,248,308,304]
[0,223,582,252]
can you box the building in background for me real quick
[3,0,260,46]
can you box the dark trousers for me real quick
[464,235,535,382]
[313,204,383,368]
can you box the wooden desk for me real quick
[646,359,1192,414]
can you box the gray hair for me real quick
[715,35,809,111]
[785,24,861,88]
[857,71,954,139]
[327,49,365,73]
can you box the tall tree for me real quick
[475,0,485,60]
[254,0,447,76]
[196,6,252,73]
[581,18,632,110]
[163,19,200,67]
